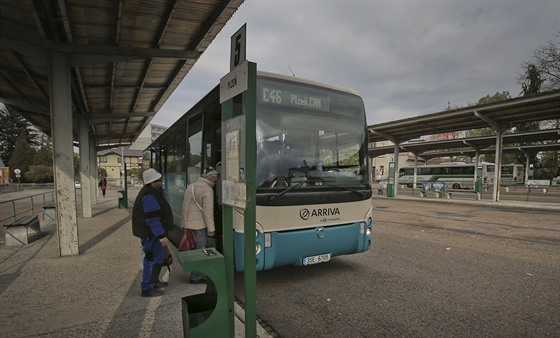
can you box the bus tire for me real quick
[452,183,461,189]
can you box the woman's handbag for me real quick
[179,228,196,251]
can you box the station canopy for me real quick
[0,0,244,148]
[368,90,560,159]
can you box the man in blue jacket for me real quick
[132,168,173,297]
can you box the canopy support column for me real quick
[90,138,97,203]
[79,118,92,218]
[49,50,79,256]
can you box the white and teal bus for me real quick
[146,71,373,271]
[398,162,524,189]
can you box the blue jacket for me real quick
[132,184,173,238]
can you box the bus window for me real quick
[187,115,203,184]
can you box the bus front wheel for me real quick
[452,183,461,189]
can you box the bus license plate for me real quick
[303,253,331,266]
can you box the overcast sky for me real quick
[152,0,559,128]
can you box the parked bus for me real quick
[499,163,525,185]
[551,166,560,185]
[145,71,373,271]
[398,162,524,189]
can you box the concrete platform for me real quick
[0,192,272,337]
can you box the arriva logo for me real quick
[299,207,341,220]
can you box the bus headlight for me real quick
[256,242,262,254]
[362,217,373,236]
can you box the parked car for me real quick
[75,181,81,189]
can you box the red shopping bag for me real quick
[178,229,196,251]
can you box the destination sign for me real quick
[258,86,330,112]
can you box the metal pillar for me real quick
[392,143,399,197]
[49,50,79,256]
[520,148,530,184]
[221,99,235,337]
[79,118,92,218]
[243,62,257,338]
[220,61,257,338]
[413,153,418,189]
[474,151,479,189]
[493,129,504,202]
[89,137,97,203]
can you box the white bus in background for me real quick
[398,162,524,189]
[551,166,560,185]
[499,163,525,185]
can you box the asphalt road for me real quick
[236,198,560,338]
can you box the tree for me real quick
[25,164,53,183]
[466,92,512,139]
[519,64,544,96]
[33,144,53,166]
[98,167,108,179]
[74,153,80,180]
[519,35,560,91]
[0,104,39,164]
[8,137,36,182]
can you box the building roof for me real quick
[97,147,143,157]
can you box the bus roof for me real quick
[257,70,360,97]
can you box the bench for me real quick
[420,190,443,198]
[446,190,481,200]
[527,185,549,194]
[3,215,41,246]
[42,202,56,221]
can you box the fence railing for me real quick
[0,191,55,225]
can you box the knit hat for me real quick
[201,167,220,178]
[143,168,162,184]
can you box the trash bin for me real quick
[386,183,394,197]
[182,292,218,337]
[177,248,233,338]
[475,178,482,193]
[118,190,128,209]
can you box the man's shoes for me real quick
[155,281,168,290]
[141,288,163,297]
[189,278,207,284]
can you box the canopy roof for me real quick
[0,0,244,148]
[368,91,560,159]
[368,91,560,144]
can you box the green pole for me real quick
[243,61,257,338]
[221,99,235,336]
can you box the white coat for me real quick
[181,177,216,232]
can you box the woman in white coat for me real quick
[181,167,220,283]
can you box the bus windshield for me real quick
[255,76,369,191]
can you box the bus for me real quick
[398,162,524,189]
[145,71,373,271]
[499,164,525,185]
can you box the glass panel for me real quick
[255,76,368,189]
[187,115,203,184]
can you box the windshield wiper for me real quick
[323,185,367,198]
[268,181,305,201]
